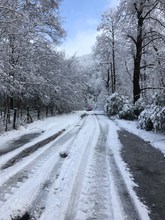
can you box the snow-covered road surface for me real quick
[0,112,149,220]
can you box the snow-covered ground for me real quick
[1,111,164,219]
[0,111,83,149]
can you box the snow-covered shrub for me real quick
[153,92,165,107]
[134,98,146,116]
[138,106,157,131]
[158,107,165,130]
[138,92,165,131]
[105,93,126,116]
[118,103,135,120]
[105,93,136,120]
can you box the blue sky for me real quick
[59,0,119,56]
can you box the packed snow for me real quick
[0,111,163,219]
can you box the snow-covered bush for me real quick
[138,105,158,131]
[105,93,125,116]
[118,103,135,120]
[138,92,165,131]
[105,93,136,120]
[134,98,146,116]
[153,92,165,107]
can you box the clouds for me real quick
[61,29,97,56]
[60,16,99,56]
[108,0,120,8]
[59,0,119,56]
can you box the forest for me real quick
[0,0,165,132]
[94,0,165,132]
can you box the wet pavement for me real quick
[118,129,165,220]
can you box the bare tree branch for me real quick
[143,0,159,20]
[127,34,137,45]
[141,87,164,91]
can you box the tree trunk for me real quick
[133,45,142,102]
[133,12,143,103]
[46,106,48,117]
[37,106,40,120]
[133,66,141,103]
[112,27,116,93]
[27,106,33,123]
[10,96,14,109]
[106,68,110,94]
[51,107,54,116]
[13,108,17,129]
[110,62,114,93]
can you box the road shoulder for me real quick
[118,129,165,220]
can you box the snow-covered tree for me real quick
[117,0,165,102]
[94,9,119,95]
[0,0,87,131]
[0,0,66,110]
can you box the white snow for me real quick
[0,111,83,149]
[0,112,162,219]
[0,151,60,220]
[0,111,83,168]
[40,115,100,220]
[0,112,85,219]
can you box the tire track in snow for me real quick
[0,115,84,170]
[74,117,114,220]
[73,115,141,220]
[99,115,142,220]
[1,129,65,170]
[64,115,99,220]
[26,116,89,219]
[39,115,99,220]
[0,149,63,220]
[0,116,87,212]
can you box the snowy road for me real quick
[0,113,149,220]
